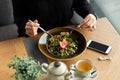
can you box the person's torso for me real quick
[13,0,73,29]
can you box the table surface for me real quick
[0,17,120,80]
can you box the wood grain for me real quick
[0,17,120,80]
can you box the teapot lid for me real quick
[48,61,67,75]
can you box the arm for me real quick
[12,0,33,36]
[73,0,96,18]
[14,16,29,37]
[73,0,97,31]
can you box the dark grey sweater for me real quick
[12,0,95,36]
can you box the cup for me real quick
[75,59,95,78]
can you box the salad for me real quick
[47,32,78,58]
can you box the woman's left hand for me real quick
[77,14,97,31]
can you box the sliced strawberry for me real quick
[59,39,68,48]
[62,39,68,46]
[59,41,66,48]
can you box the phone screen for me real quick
[87,40,111,54]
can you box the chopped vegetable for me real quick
[47,32,78,58]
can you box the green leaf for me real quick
[7,55,43,80]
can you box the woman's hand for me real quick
[25,20,39,37]
[77,14,97,31]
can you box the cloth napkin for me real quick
[23,37,48,64]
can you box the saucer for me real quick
[70,66,98,80]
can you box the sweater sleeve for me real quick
[12,0,31,37]
[73,0,96,18]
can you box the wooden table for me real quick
[0,17,120,80]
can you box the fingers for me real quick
[33,19,39,27]
[25,20,39,37]
[77,16,90,28]
[34,19,38,23]
[26,29,38,37]
[77,14,96,31]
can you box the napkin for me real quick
[23,37,48,63]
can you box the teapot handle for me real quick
[64,72,72,80]
[41,63,48,73]
[70,64,76,71]
[64,64,76,80]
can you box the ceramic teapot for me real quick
[41,61,71,80]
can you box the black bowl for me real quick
[46,27,86,58]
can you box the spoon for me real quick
[28,20,53,37]
[38,25,53,37]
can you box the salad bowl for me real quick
[38,27,86,66]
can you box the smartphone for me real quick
[87,40,112,54]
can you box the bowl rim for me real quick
[38,27,86,60]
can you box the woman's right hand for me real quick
[25,20,39,37]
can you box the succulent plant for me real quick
[8,55,43,80]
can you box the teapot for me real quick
[41,61,71,80]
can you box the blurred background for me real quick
[88,0,120,34]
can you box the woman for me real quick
[12,0,96,37]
